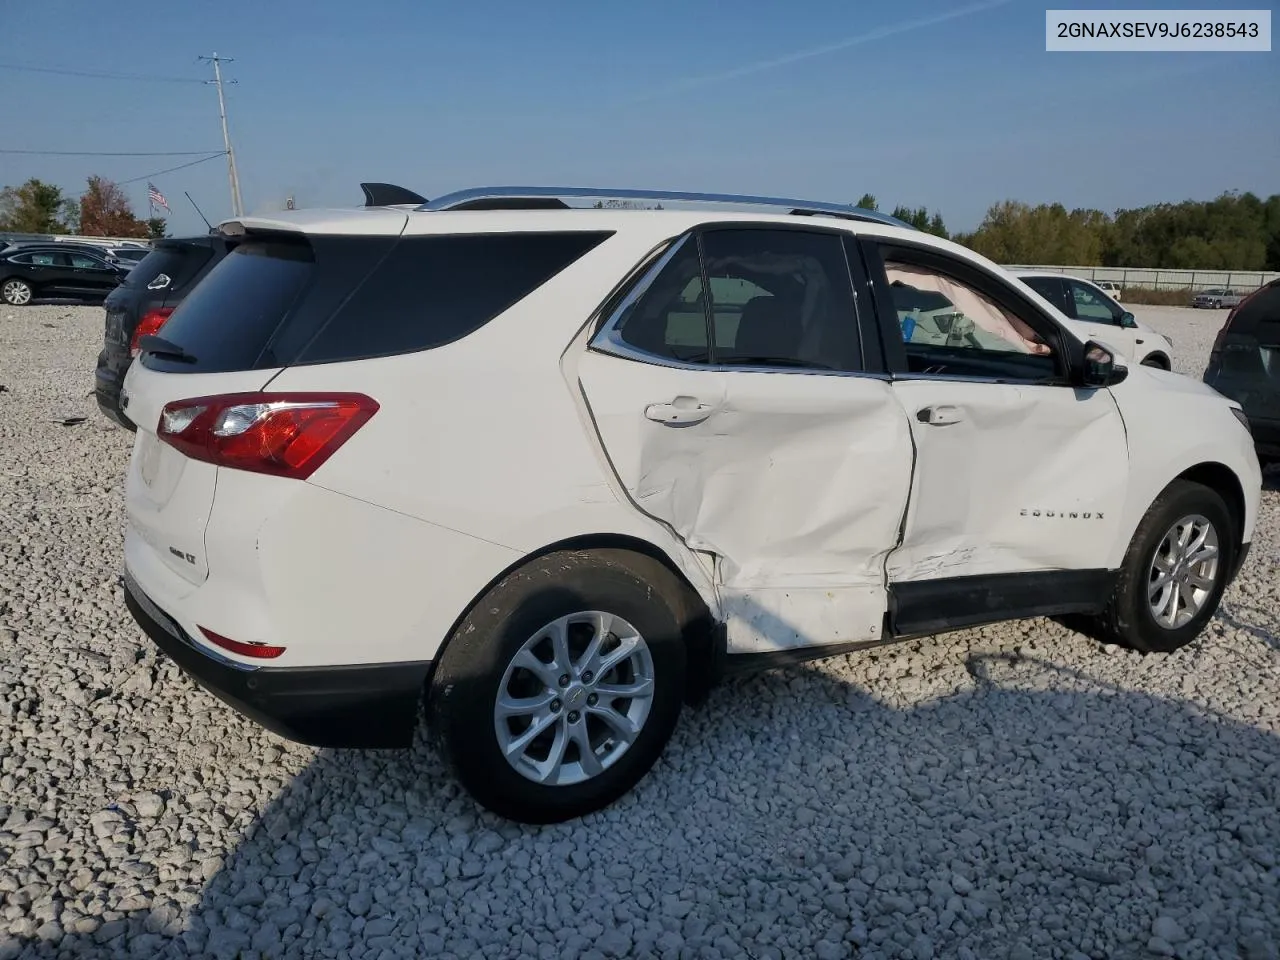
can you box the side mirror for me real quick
[1119,311,1137,328]
[1080,340,1127,388]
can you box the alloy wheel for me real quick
[494,611,655,786]
[2,280,32,306]
[1147,513,1221,629]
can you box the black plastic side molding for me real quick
[889,569,1114,638]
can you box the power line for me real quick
[0,149,228,157]
[118,153,228,186]
[0,62,203,83]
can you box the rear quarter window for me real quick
[142,231,611,374]
[295,232,611,364]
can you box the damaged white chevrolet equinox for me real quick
[120,186,1262,823]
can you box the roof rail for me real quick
[360,182,428,207]
[421,186,915,229]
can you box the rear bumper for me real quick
[94,351,135,431]
[123,569,430,748]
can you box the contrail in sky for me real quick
[625,0,1017,103]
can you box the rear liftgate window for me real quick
[142,231,611,374]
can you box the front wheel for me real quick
[429,549,691,823]
[1095,480,1236,652]
[1,278,33,306]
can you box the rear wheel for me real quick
[1095,480,1235,652]
[1140,355,1168,369]
[429,549,692,823]
[1,279,33,306]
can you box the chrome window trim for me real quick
[889,372,1067,386]
[589,334,893,381]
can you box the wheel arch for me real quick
[425,532,721,707]
[1140,352,1170,370]
[1176,461,1246,551]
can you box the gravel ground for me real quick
[1,304,1278,960]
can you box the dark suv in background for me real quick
[95,234,235,429]
[1203,279,1280,465]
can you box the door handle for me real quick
[644,396,716,425]
[916,404,963,426]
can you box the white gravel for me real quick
[1,304,1278,960]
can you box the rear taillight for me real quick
[130,308,175,357]
[157,392,379,480]
[1216,284,1271,351]
[1210,323,1228,356]
[199,626,286,659]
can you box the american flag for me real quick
[147,182,171,213]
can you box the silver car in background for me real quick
[1193,287,1245,309]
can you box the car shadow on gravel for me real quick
[1215,603,1280,653]
[14,642,1280,959]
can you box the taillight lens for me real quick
[1216,284,1270,353]
[130,308,175,357]
[157,392,379,480]
[199,626,286,660]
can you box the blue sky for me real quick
[1,0,1276,236]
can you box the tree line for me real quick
[7,175,1278,270]
[856,190,1280,270]
[0,177,166,240]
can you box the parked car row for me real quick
[1,241,131,306]
[106,183,1265,823]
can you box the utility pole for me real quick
[199,53,244,218]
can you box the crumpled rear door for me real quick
[578,349,915,654]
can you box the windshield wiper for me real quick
[138,335,197,364]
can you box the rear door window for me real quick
[700,228,861,371]
[69,253,110,269]
[611,237,710,363]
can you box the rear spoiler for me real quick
[360,182,427,207]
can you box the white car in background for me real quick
[118,186,1260,823]
[1094,279,1123,300]
[1015,271,1174,369]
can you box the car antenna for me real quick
[184,192,213,232]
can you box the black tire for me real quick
[1095,480,1236,653]
[1140,355,1168,369]
[429,549,692,823]
[1,278,34,306]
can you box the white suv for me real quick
[1015,271,1173,369]
[119,186,1261,823]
